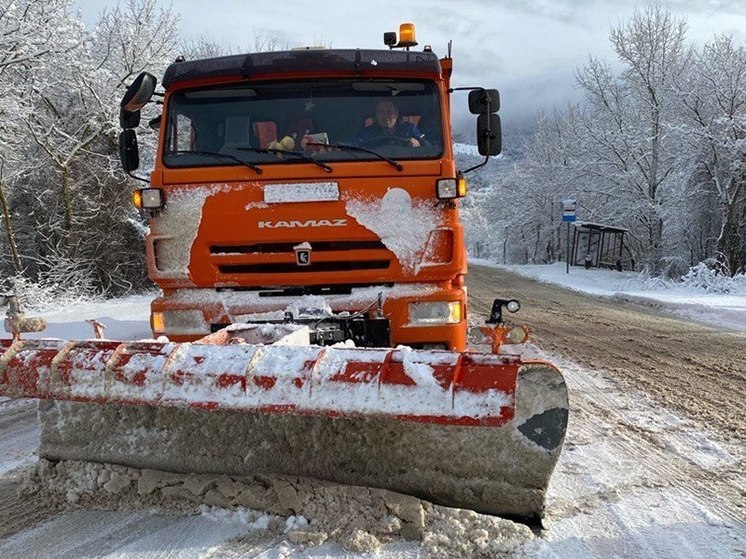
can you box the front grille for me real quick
[211,240,386,254]
[211,239,392,276]
[218,260,390,274]
[215,283,394,296]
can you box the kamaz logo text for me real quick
[258,219,347,229]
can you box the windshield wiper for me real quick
[237,146,333,173]
[305,142,403,172]
[169,150,262,174]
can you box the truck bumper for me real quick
[150,283,467,351]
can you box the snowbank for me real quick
[21,459,535,557]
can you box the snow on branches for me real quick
[464,6,746,277]
[0,0,179,296]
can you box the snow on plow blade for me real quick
[0,337,568,518]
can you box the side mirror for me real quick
[469,89,500,114]
[119,129,140,172]
[148,115,162,131]
[477,113,501,156]
[120,72,157,130]
[121,72,157,112]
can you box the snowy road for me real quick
[467,265,746,557]
[0,266,744,557]
[538,358,743,558]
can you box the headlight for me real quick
[436,176,467,199]
[409,301,462,325]
[152,310,208,334]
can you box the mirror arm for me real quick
[460,156,490,175]
[127,171,150,184]
[449,86,497,113]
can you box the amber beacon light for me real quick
[398,23,417,47]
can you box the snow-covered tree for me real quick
[0,0,82,279]
[574,6,690,272]
[678,35,746,274]
[461,5,745,279]
[0,0,179,295]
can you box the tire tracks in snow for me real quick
[0,398,54,542]
[0,473,59,542]
[550,357,743,524]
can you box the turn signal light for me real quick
[151,311,165,332]
[151,310,209,335]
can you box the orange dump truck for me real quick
[1,25,568,520]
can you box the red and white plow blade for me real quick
[0,338,519,425]
[1,337,569,517]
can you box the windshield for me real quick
[163,79,443,168]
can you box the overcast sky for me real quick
[77,0,746,131]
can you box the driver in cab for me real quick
[351,99,424,147]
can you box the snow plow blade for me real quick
[0,337,568,518]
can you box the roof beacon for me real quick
[398,23,417,48]
[384,23,418,49]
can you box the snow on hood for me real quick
[154,185,229,277]
[345,188,440,274]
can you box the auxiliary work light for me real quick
[436,175,468,199]
[133,188,164,210]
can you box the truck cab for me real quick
[121,35,500,350]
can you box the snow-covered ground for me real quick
[452,142,482,156]
[530,349,744,559]
[6,294,155,341]
[473,260,746,333]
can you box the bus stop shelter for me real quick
[571,222,630,271]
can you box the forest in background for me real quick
[0,0,178,303]
[463,6,745,279]
[1,1,744,308]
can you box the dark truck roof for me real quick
[162,49,442,88]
